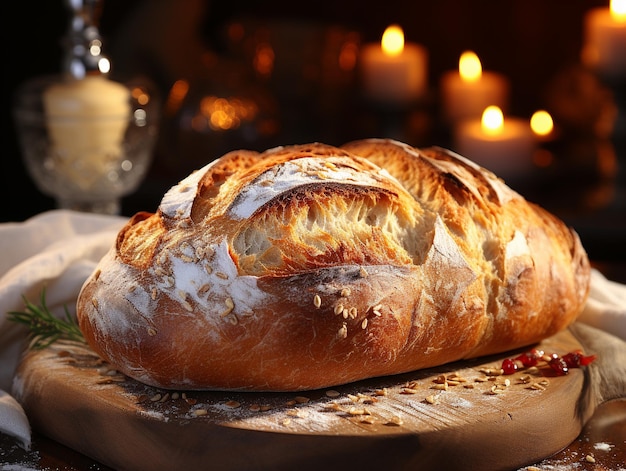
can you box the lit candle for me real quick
[43,75,131,188]
[582,0,626,79]
[530,110,555,141]
[530,110,556,169]
[440,51,510,123]
[360,25,428,105]
[453,106,535,181]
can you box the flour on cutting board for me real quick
[13,329,613,471]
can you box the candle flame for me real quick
[381,25,405,56]
[530,110,554,137]
[481,106,504,135]
[459,51,482,82]
[98,58,111,74]
[611,0,626,21]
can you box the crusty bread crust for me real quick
[76,139,590,391]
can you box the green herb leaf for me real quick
[7,288,85,349]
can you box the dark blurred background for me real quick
[3,0,625,263]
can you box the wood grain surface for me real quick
[12,323,626,471]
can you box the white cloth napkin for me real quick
[0,210,126,449]
[0,210,625,451]
[578,269,626,340]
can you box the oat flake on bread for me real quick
[76,138,590,391]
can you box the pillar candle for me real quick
[440,51,509,123]
[582,0,626,79]
[43,75,131,187]
[453,106,535,181]
[360,25,428,105]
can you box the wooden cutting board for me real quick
[12,323,626,471]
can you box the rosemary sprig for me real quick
[7,288,85,349]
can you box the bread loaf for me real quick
[76,138,591,391]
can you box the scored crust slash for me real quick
[76,138,590,392]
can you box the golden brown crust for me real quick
[77,139,590,391]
